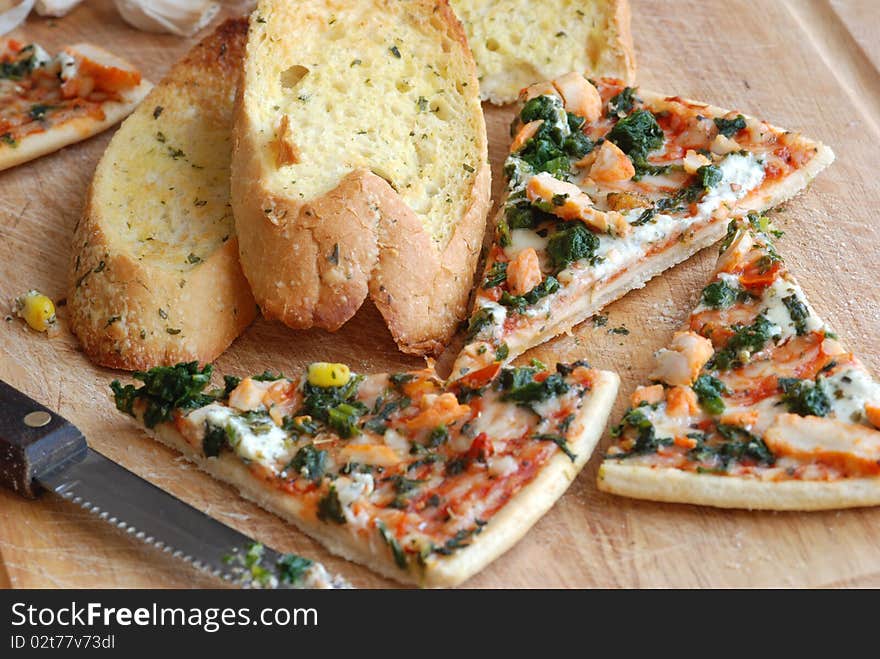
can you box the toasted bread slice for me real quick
[231,0,491,357]
[68,19,256,371]
[449,0,636,104]
[0,41,152,171]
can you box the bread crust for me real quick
[144,369,619,586]
[0,44,151,171]
[67,19,256,371]
[598,462,880,511]
[231,0,491,357]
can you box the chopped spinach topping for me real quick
[28,104,53,121]
[778,378,830,417]
[428,425,449,448]
[689,424,775,467]
[431,521,487,556]
[377,520,407,568]
[606,109,664,176]
[714,114,746,138]
[546,222,598,269]
[533,433,576,461]
[782,294,810,336]
[482,261,508,288]
[466,306,496,340]
[286,444,327,481]
[276,554,313,584]
[520,95,560,124]
[609,407,672,456]
[110,362,215,428]
[252,370,285,382]
[223,375,241,396]
[317,485,346,524]
[709,314,777,371]
[299,375,366,438]
[692,375,728,415]
[500,276,559,312]
[563,130,594,158]
[499,366,569,406]
[606,86,636,118]
[701,279,738,309]
[282,415,319,435]
[202,423,227,457]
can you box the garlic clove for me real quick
[113,0,220,37]
[0,0,35,36]
[34,0,83,17]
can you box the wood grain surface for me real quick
[1,0,879,588]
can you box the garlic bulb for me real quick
[34,0,82,17]
[0,0,34,36]
[113,0,219,37]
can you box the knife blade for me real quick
[0,379,351,589]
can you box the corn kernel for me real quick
[14,290,57,333]
[307,362,351,388]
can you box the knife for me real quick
[0,379,351,589]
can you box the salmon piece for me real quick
[674,435,698,449]
[631,384,665,407]
[510,120,543,153]
[506,247,542,296]
[61,54,141,98]
[711,133,740,155]
[589,141,635,183]
[403,393,470,430]
[652,331,715,387]
[682,149,711,174]
[228,377,270,412]
[606,191,650,212]
[667,386,699,417]
[521,81,560,102]
[552,72,601,122]
[720,409,759,428]
[525,172,630,237]
[338,444,401,467]
[764,414,880,476]
[865,403,880,430]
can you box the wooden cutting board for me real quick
[2,0,879,589]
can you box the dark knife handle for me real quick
[0,380,87,498]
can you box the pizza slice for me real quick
[599,215,880,510]
[452,75,833,378]
[0,39,151,171]
[111,359,619,586]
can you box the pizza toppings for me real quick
[454,75,806,378]
[112,359,603,576]
[1,40,143,151]
[605,217,880,481]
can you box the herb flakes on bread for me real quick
[449,0,636,104]
[231,0,491,357]
[68,18,256,371]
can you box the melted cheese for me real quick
[697,152,765,216]
[758,277,822,343]
[504,228,549,259]
[821,367,880,425]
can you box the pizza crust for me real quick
[598,461,880,511]
[144,369,619,587]
[0,44,151,172]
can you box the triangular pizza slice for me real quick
[599,216,880,510]
[452,75,833,378]
[112,358,618,586]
